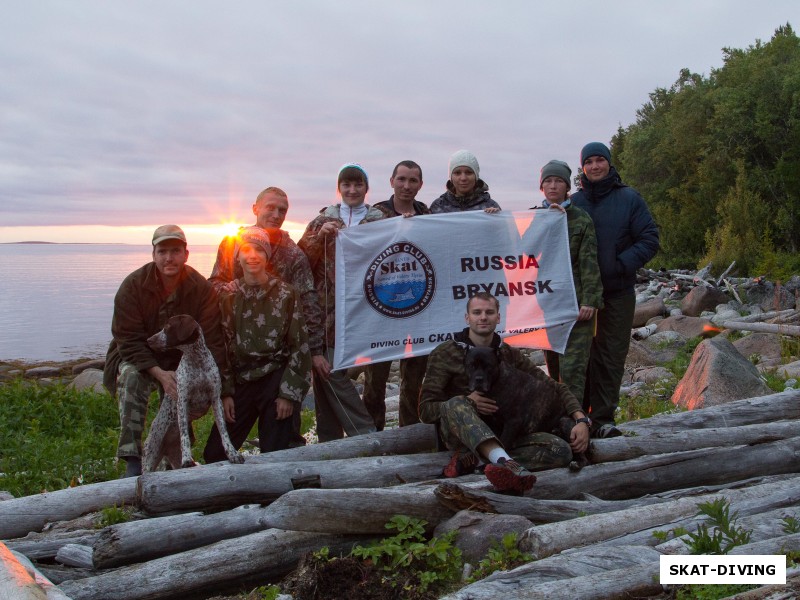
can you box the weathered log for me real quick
[441,545,664,600]
[55,544,93,568]
[137,451,450,514]
[653,505,800,554]
[92,506,268,569]
[724,308,796,323]
[715,260,737,286]
[729,532,800,555]
[5,530,100,562]
[1,545,72,600]
[528,437,800,501]
[245,422,438,463]
[260,485,453,534]
[721,320,800,337]
[58,529,370,600]
[522,476,800,559]
[620,390,800,435]
[591,421,799,463]
[0,479,137,540]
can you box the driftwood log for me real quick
[0,543,71,600]
[619,389,800,435]
[590,420,799,463]
[720,320,800,337]
[0,479,137,541]
[92,505,269,569]
[136,451,451,514]
[528,437,800,500]
[244,422,438,463]
[59,529,370,600]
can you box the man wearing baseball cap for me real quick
[570,142,659,438]
[103,224,229,477]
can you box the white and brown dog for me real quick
[145,314,244,472]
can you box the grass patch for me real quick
[0,380,124,496]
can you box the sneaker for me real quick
[484,457,536,492]
[442,451,479,478]
[592,424,623,439]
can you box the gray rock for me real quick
[72,358,105,375]
[655,315,714,340]
[671,337,771,410]
[631,367,675,384]
[69,369,107,394]
[632,297,666,328]
[681,285,729,317]
[744,281,796,311]
[711,309,742,325]
[732,333,783,364]
[776,360,800,380]
[433,510,532,564]
[25,366,61,378]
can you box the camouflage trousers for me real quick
[437,396,572,471]
[543,317,594,403]
[362,355,428,430]
[115,361,161,458]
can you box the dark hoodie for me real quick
[571,166,659,298]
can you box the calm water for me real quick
[0,244,218,362]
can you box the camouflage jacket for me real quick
[430,181,501,213]
[419,329,581,423]
[533,204,604,310]
[372,196,430,217]
[219,277,311,404]
[208,229,324,357]
[103,263,231,397]
[298,204,385,347]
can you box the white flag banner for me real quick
[333,209,578,370]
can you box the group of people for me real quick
[103,142,659,491]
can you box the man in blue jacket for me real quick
[571,142,659,437]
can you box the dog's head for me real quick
[147,315,201,351]
[463,345,502,395]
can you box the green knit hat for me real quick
[539,160,572,190]
[580,142,611,166]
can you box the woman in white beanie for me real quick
[430,150,501,214]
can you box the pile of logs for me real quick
[2,389,800,599]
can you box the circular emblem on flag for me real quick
[363,242,436,318]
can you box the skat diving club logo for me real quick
[364,242,436,318]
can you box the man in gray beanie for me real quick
[570,142,659,438]
[430,150,501,213]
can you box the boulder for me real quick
[72,358,105,375]
[776,360,800,380]
[631,367,676,384]
[24,366,61,378]
[655,315,714,340]
[433,510,532,564]
[632,297,665,328]
[744,281,796,311]
[641,331,687,364]
[732,333,784,364]
[69,368,107,394]
[671,337,771,410]
[625,339,659,369]
[680,286,729,317]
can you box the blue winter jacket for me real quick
[571,167,659,299]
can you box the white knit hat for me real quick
[448,150,480,180]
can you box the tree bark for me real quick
[137,452,451,514]
[619,390,800,435]
[58,529,370,600]
[0,479,137,540]
[591,421,799,463]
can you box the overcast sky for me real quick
[1,1,796,244]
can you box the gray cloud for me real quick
[1,1,796,234]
